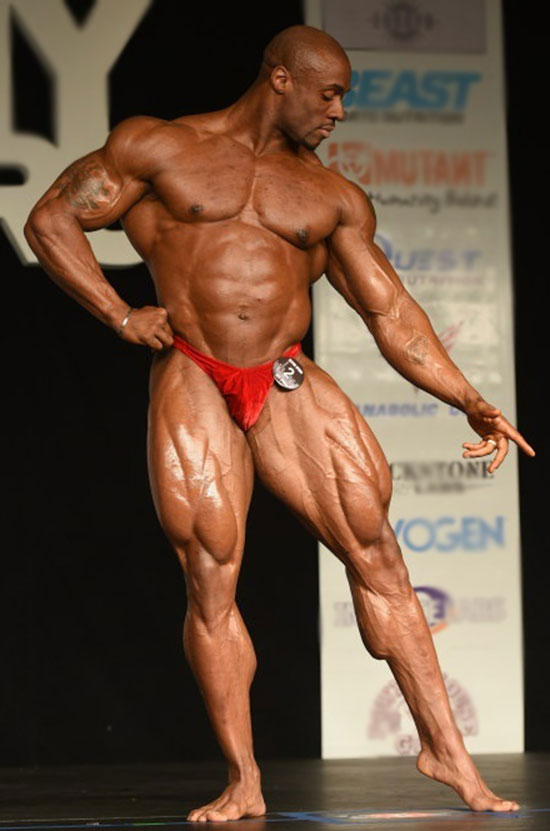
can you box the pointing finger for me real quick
[497,422,535,456]
[512,431,536,457]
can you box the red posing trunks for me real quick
[172,335,302,431]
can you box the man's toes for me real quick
[492,799,519,812]
[187,809,207,822]
[205,810,227,821]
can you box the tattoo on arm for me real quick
[405,334,429,365]
[54,159,121,214]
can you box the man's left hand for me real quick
[462,399,535,474]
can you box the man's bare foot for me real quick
[417,743,520,812]
[187,777,266,823]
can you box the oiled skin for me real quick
[25,34,534,823]
[122,115,333,364]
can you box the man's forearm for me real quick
[367,296,482,413]
[24,207,128,331]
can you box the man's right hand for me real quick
[117,306,174,351]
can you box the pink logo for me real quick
[438,320,464,352]
[368,673,478,755]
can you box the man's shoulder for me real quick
[305,153,375,222]
[105,114,201,176]
[108,114,199,151]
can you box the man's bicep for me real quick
[29,148,146,232]
[28,116,159,231]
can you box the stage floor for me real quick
[0,754,548,830]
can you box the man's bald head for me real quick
[252,25,350,152]
[260,25,349,81]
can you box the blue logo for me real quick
[375,233,482,272]
[394,516,505,552]
[414,586,454,632]
[344,70,482,111]
[356,402,439,417]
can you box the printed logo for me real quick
[394,516,505,552]
[374,232,486,284]
[368,674,478,755]
[371,3,436,42]
[355,402,439,417]
[355,403,484,419]
[376,233,483,273]
[281,808,481,823]
[344,69,481,111]
[415,585,454,633]
[437,321,464,352]
[333,590,506,633]
[327,143,490,187]
[390,459,493,496]
[322,0,486,55]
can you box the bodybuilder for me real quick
[25,25,534,824]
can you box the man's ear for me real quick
[270,65,293,95]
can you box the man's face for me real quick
[279,58,351,150]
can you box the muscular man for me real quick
[25,25,534,824]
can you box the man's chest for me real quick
[148,140,339,249]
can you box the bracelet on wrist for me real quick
[117,307,134,337]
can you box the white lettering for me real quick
[0,0,152,265]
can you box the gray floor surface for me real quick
[0,754,548,830]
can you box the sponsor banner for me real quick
[307,0,523,757]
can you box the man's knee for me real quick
[183,541,242,627]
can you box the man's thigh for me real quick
[246,353,392,559]
[147,349,254,574]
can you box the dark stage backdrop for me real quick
[503,3,549,751]
[2,0,547,766]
